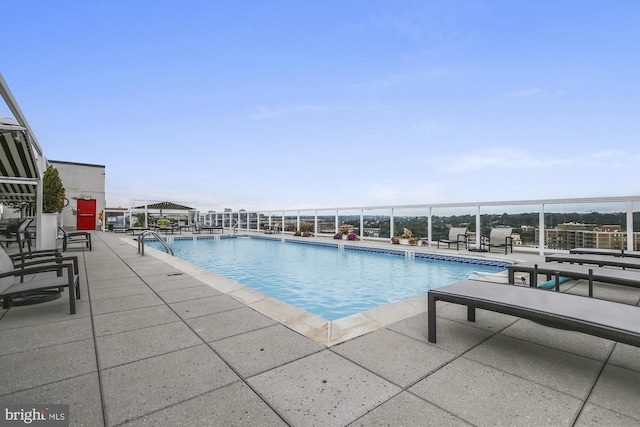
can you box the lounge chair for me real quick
[507,261,640,296]
[0,218,21,247]
[60,228,92,251]
[202,225,224,234]
[570,248,640,258]
[0,218,33,251]
[264,223,280,234]
[427,279,640,347]
[156,224,181,234]
[0,247,80,314]
[437,227,467,250]
[481,227,513,254]
[545,253,640,270]
[126,227,150,235]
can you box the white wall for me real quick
[50,160,106,230]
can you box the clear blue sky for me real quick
[1,0,638,212]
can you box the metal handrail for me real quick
[138,230,174,256]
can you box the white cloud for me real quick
[249,104,328,120]
[505,88,544,98]
[435,146,640,176]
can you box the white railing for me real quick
[206,196,640,255]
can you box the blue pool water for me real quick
[147,237,508,320]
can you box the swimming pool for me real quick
[146,236,509,320]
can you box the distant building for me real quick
[511,233,523,246]
[363,227,381,237]
[536,223,639,250]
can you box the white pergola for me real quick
[0,72,50,250]
[129,200,198,228]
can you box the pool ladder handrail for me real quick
[138,230,174,256]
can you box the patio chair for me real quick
[0,218,21,247]
[481,227,513,254]
[202,224,224,234]
[60,228,92,251]
[0,218,33,251]
[0,247,80,314]
[264,223,280,234]
[437,227,468,250]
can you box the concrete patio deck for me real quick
[0,231,638,426]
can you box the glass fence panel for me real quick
[431,206,478,245]
[257,213,270,230]
[316,210,336,235]
[238,212,248,229]
[362,208,390,239]
[542,201,629,250]
[298,215,313,233]
[283,212,297,232]
[478,204,539,249]
[634,202,640,251]
[247,212,258,230]
[392,207,429,241]
[337,209,361,238]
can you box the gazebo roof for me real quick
[132,201,195,211]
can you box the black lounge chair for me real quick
[427,279,640,347]
[0,247,80,314]
[126,227,150,235]
[60,228,92,251]
[507,261,640,297]
[546,253,640,270]
[202,225,224,234]
[0,218,33,251]
[437,227,467,250]
[481,227,513,254]
[570,248,640,258]
[0,218,22,248]
[264,223,280,234]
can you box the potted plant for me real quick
[299,222,312,237]
[398,228,413,245]
[156,219,171,227]
[41,165,66,249]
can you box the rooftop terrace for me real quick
[0,230,638,426]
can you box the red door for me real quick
[77,199,96,230]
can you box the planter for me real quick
[40,212,59,250]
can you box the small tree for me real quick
[42,166,65,213]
